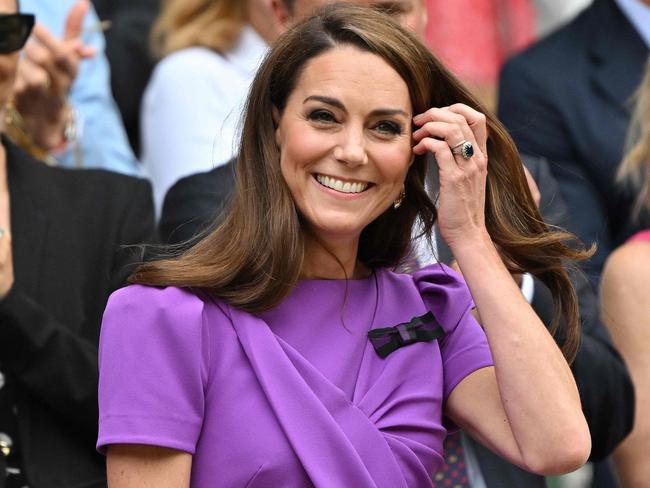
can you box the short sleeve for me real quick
[97,285,212,454]
[413,264,493,403]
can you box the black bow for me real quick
[368,311,445,359]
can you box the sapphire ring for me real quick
[450,140,474,160]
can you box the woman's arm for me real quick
[413,103,590,475]
[107,445,192,488]
[448,236,590,475]
[600,241,650,486]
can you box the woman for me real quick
[0,0,154,485]
[142,0,278,214]
[98,5,591,486]
[600,58,650,488]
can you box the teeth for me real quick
[316,175,368,194]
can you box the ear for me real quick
[272,105,282,147]
[420,0,428,27]
[270,0,292,32]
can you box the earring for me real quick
[393,186,405,209]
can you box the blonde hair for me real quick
[618,57,650,215]
[150,0,247,58]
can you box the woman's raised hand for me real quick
[412,104,489,251]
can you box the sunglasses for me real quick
[0,13,34,55]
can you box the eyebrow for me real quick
[303,95,410,118]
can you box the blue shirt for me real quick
[615,0,650,48]
[20,0,140,176]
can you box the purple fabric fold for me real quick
[231,305,409,487]
[97,264,493,487]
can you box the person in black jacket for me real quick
[0,2,155,486]
[498,0,650,289]
[159,160,235,245]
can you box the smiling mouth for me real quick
[315,174,370,194]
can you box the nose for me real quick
[333,126,368,167]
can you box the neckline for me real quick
[296,268,382,284]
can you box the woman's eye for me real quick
[375,121,403,135]
[308,110,336,123]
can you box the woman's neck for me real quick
[301,233,370,280]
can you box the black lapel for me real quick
[588,0,649,113]
[5,139,49,297]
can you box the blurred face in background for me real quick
[273,0,428,39]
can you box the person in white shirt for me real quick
[141,0,279,215]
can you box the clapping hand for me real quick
[13,0,95,151]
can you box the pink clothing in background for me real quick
[425,0,536,87]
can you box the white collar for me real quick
[224,24,270,76]
[615,0,650,48]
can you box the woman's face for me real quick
[275,45,413,245]
[0,0,20,109]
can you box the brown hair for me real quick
[150,0,246,58]
[618,57,650,216]
[133,3,591,361]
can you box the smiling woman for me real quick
[274,45,414,278]
[98,4,592,487]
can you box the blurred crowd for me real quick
[0,0,648,487]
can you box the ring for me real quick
[0,228,5,238]
[450,140,474,160]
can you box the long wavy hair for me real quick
[618,57,650,217]
[133,4,591,362]
[150,0,246,58]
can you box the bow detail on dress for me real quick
[368,311,446,358]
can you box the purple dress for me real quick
[97,264,493,487]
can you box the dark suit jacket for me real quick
[159,161,235,245]
[105,2,160,156]
[0,140,154,487]
[91,0,158,23]
[498,0,650,287]
[90,0,159,154]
